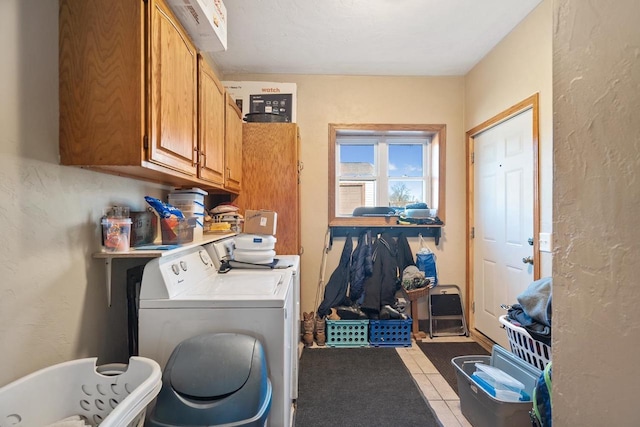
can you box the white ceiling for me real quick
[209,0,543,77]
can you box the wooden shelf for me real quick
[328,224,442,248]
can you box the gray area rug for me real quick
[295,347,439,427]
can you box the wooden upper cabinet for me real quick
[198,56,225,186]
[224,94,243,193]
[59,0,144,167]
[148,0,197,176]
[59,0,214,189]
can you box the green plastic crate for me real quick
[326,319,369,348]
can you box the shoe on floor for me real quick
[379,305,406,320]
[336,305,367,320]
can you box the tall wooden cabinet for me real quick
[59,0,240,192]
[234,124,301,255]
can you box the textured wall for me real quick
[0,0,168,386]
[553,0,640,424]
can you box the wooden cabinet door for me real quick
[59,0,144,166]
[235,123,301,255]
[198,56,225,186]
[224,94,243,192]
[148,0,198,176]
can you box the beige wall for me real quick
[0,0,169,385]
[465,0,553,277]
[554,0,640,424]
[10,3,637,424]
[224,73,466,317]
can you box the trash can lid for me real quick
[168,333,258,398]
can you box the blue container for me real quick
[369,318,412,347]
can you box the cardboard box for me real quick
[222,81,297,122]
[166,0,227,52]
[243,210,278,236]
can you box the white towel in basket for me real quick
[45,415,90,427]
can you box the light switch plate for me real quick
[539,232,552,252]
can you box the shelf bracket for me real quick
[104,258,112,307]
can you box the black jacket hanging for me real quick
[396,232,415,273]
[317,234,353,318]
[348,230,373,303]
[361,232,399,315]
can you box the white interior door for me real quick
[473,108,534,348]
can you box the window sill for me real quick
[328,219,443,248]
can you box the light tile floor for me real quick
[395,335,477,427]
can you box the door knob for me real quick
[522,256,534,265]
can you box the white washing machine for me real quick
[138,245,295,427]
[203,236,301,401]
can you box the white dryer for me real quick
[204,236,301,401]
[138,246,295,427]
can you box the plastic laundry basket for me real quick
[499,315,551,370]
[0,356,162,427]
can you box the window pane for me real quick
[388,144,423,178]
[340,144,375,177]
[388,180,424,208]
[338,180,376,215]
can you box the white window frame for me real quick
[336,135,431,212]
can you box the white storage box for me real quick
[169,188,207,205]
[169,189,207,241]
[166,0,227,52]
[223,81,297,122]
[235,234,277,251]
[233,249,276,264]
[0,357,162,427]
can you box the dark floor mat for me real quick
[417,341,490,394]
[295,347,439,427]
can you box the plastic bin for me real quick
[499,315,551,370]
[147,333,271,427]
[160,217,196,245]
[168,188,207,208]
[452,345,541,427]
[326,319,369,348]
[0,357,162,427]
[369,318,412,347]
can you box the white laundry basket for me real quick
[0,356,162,427]
[499,315,551,370]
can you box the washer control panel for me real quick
[160,248,216,294]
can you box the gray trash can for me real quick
[146,333,272,427]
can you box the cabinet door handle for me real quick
[192,147,199,167]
